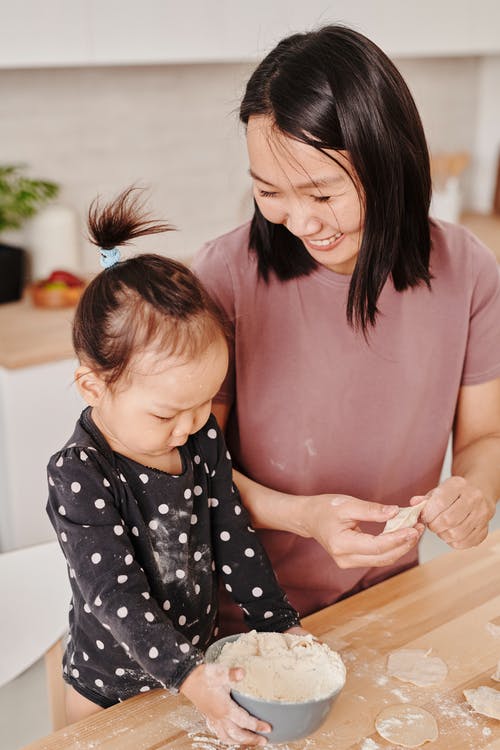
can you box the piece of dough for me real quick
[375,704,438,747]
[382,501,426,533]
[463,686,500,720]
[387,648,448,687]
[492,660,500,682]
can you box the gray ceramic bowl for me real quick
[204,634,345,744]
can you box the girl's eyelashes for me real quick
[258,189,278,198]
[154,414,174,421]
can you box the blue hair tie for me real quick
[100,247,121,269]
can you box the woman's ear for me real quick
[75,365,105,406]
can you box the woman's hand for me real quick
[180,663,270,746]
[411,475,495,549]
[302,494,422,569]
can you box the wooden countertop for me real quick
[22,529,500,750]
[1,213,499,370]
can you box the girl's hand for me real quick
[303,494,422,568]
[180,663,271,746]
[411,475,495,549]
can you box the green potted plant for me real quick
[0,164,59,303]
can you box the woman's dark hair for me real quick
[74,187,227,386]
[240,25,432,331]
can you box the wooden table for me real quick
[23,530,500,750]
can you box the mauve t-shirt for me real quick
[193,219,500,633]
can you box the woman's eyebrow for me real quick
[249,169,343,189]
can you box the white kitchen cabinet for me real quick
[0,359,83,551]
[1,0,500,69]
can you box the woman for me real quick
[192,25,500,634]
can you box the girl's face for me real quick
[80,336,228,469]
[247,115,364,275]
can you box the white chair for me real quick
[0,540,71,729]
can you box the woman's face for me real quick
[247,115,364,275]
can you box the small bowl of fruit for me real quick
[29,269,86,308]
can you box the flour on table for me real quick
[486,617,500,638]
[382,501,426,533]
[214,630,346,702]
[463,686,500,720]
[386,648,448,686]
[375,704,438,747]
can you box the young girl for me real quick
[46,187,301,746]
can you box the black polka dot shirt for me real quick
[46,408,299,708]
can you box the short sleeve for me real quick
[462,238,500,386]
[192,239,237,404]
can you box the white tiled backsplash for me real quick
[0,56,496,274]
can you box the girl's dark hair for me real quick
[240,25,432,331]
[74,187,227,386]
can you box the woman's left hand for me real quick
[410,475,495,549]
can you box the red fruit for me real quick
[48,269,84,287]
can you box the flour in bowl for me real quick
[215,630,346,702]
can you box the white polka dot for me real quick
[206,603,211,614]
[158,503,169,514]
[80,451,88,462]
[178,615,186,626]
[234,505,242,515]
[60,532,67,543]
[103,478,110,487]
[191,514,198,525]
[211,561,216,571]
[179,643,190,653]
[149,519,159,530]
[122,642,130,651]
[226,450,231,460]
[48,475,55,486]
[56,456,64,468]
[140,686,151,692]
[225,583,233,592]
[142,591,150,599]
[95,498,105,509]
[94,596,102,606]
[244,548,255,557]
[58,505,66,516]
[204,463,209,474]
[193,551,202,562]
[91,553,102,564]
[139,473,149,484]
[179,532,188,543]
[115,668,125,676]
[184,489,192,499]
[192,635,200,645]
[195,584,201,595]
[117,606,128,618]
[95,678,104,688]
[176,569,186,579]
[132,526,139,536]
[113,525,124,536]
[124,554,133,565]
[96,640,105,650]
[248,526,255,533]
[222,565,232,575]
[211,470,216,477]
[71,668,79,678]
[145,611,155,622]
[207,428,217,439]
[220,531,230,541]
[83,651,89,661]
[69,568,75,578]
[194,485,202,496]
[194,455,201,464]
[252,587,263,598]
[119,473,126,482]
[264,611,273,619]
[84,603,91,614]
[117,575,128,584]
[103,623,111,631]
[149,647,159,659]
[71,482,81,493]
[209,497,219,507]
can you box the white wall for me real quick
[0,53,492,276]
